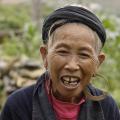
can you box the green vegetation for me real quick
[0,4,120,108]
[92,13,120,107]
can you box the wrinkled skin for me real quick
[40,23,105,103]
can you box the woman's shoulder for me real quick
[89,85,119,108]
[89,85,120,119]
[7,84,35,103]
[92,86,120,120]
[1,84,35,120]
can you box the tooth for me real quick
[63,77,70,82]
[63,80,69,84]
[69,82,77,85]
[71,77,78,82]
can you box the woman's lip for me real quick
[60,75,81,82]
[60,75,81,89]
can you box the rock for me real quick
[1,57,44,94]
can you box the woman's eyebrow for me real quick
[78,46,93,53]
[54,43,70,49]
[54,43,93,53]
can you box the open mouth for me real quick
[60,76,81,89]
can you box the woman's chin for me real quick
[52,88,83,103]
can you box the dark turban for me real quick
[42,5,106,46]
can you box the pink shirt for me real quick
[45,80,85,120]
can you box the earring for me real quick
[83,87,107,101]
[92,72,96,77]
[91,73,109,97]
[44,58,48,70]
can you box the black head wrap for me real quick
[42,5,106,46]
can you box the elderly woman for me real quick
[1,5,120,120]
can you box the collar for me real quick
[32,72,105,120]
[33,71,49,96]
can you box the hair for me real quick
[93,32,103,54]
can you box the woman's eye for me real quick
[57,50,69,55]
[79,53,90,58]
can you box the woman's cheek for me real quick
[80,60,97,76]
[48,53,67,67]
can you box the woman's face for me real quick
[40,23,105,103]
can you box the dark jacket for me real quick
[0,72,120,120]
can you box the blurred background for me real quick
[0,0,120,111]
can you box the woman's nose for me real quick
[64,56,80,72]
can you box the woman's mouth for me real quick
[60,76,81,89]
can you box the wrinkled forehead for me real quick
[48,23,97,48]
[50,22,95,39]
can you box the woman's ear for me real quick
[40,45,48,69]
[98,52,105,66]
[40,45,47,60]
